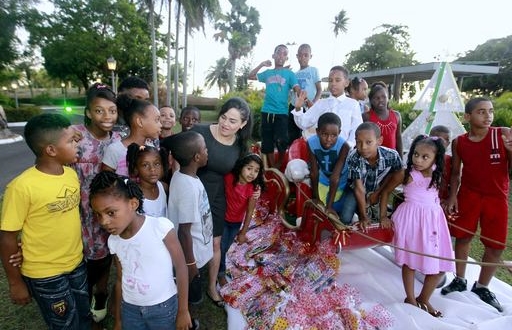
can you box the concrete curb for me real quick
[0,133,24,145]
[0,122,26,145]
[7,122,27,127]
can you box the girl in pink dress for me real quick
[379,135,454,318]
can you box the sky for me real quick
[179,0,512,96]
[35,0,512,96]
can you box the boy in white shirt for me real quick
[293,65,362,148]
[167,131,214,304]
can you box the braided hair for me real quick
[126,143,169,178]
[89,171,144,213]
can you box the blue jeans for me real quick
[24,260,91,330]
[339,187,357,225]
[121,295,178,330]
[219,221,242,276]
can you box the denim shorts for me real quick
[23,260,91,330]
[121,295,178,330]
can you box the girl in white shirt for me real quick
[126,143,169,217]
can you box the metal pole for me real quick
[14,89,19,109]
[111,70,116,93]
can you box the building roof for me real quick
[330,61,500,100]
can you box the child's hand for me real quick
[252,186,261,200]
[72,129,83,143]
[380,217,393,229]
[9,242,23,267]
[294,90,308,110]
[261,60,272,67]
[236,232,248,244]
[446,196,458,217]
[502,128,512,151]
[358,218,370,233]
[9,281,31,305]
[176,309,192,330]
[367,192,379,205]
[188,265,199,283]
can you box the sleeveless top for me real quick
[457,127,509,198]
[143,181,168,218]
[368,109,398,150]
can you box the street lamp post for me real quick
[11,82,19,109]
[107,56,117,92]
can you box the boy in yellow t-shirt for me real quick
[0,113,90,329]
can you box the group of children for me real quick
[0,77,265,329]
[304,96,511,317]
[1,48,511,330]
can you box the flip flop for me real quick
[416,300,443,318]
[206,290,225,308]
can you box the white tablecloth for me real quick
[227,247,512,329]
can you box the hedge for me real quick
[3,105,42,122]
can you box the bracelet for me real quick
[186,261,196,266]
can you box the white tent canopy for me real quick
[402,62,467,154]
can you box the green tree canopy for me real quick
[214,0,261,91]
[23,0,161,90]
[457,35,512,95]
[344,24,416,73]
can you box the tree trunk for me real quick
[173,2,181,110]
[229,58,236,92]
[166,0,172,106]
[182,18,189,108]
[150,0,159,107]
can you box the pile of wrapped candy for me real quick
[219,204,394,330]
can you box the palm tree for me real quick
[174,0,220,108]
[165,0,173,106]
[332,9,349,38]
[148,0,158,106]
[204,57,231,97]
[214,0,261,91]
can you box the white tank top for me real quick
[143,181,168,218]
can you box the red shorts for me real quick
[449,186,508,250]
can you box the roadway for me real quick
[0,108,83,194]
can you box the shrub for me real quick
[3,105,42,122]
[32,92,52,106]
[390,100,420,129]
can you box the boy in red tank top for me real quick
[441,97,512,312]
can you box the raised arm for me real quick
[248,60,271,80]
